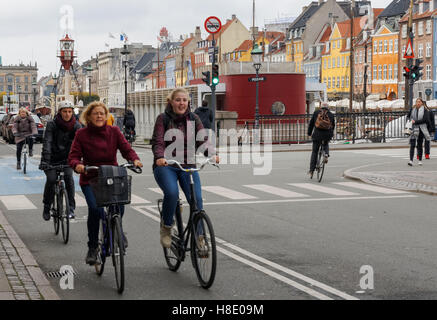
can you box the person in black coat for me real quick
[194,100,214,130]
[407,98,432,165]
[39,101,82,221]
[307,103,335,176]
[123,109,136,135]
[423,106,435,158]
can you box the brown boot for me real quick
[160,224,172,248]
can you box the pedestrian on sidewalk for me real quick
[407,98,432,166]
[194,100,214,130]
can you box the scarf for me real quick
[410,106,431,142]
[55,114,76,132]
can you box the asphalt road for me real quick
[1,138,437,300]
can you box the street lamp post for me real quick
[251,45,263,133]
[32,81,37,112]
[121,45,130,132]
[53,74,58,113]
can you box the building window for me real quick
[402,45,406,60]
[368,69,372,84]
[355,71,358,85]
[394,39,399,53]
[373,65,377,81]
[332,58,335,68]
[324,59,327,70]
[328,77,331,88]
[418,21,424,36]
[394,64,398,80]
[328,59,331,69]
[332,41,336,49]
[384,40,388,53]
[374,41,378,54]
[379,40,383,53]
[337,56,340,68]
[337,77,340,88]
[383,65,387,80]
[342,56,345,67]
[342,76,345,88]
[389,64,393,80]
[426,20,432,34]
[418,44,423,58]
[412,23,416,36]
[346,76,349,88]
[402,24,407,38]
[378,65,382,80]
[427,65,431,79]
[389,40,393,53]
[338,40,341,48]
[426,43,431,57]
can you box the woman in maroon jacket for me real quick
[69,101,143,266]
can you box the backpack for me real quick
[315,109,332,130]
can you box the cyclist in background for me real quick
[307,102,335,177]
[151,88,218,249]
[69,101,143,266]
[39,101,82,221]
[12,107,37,170]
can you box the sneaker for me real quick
[418,161,423,166]
[426,154,430,160]
[16,162,21,170]
[29,150,33,157]
[307,170,314,179]
[408,161,413,166]
[85,248,98,266]
[68,208,75,220]
[160,224,172,248]
[43,205,51,221]
[197,235,209,258]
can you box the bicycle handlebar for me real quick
[84,163,142,174]
[166,157,220,173]
[46,164,71,171]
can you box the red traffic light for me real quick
[403,66,411,73]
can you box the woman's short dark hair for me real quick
[202,100,208,107]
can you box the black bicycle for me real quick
[157,158,218,289]
[314,141,329,183]
[21,136,34,175]
[124,128,136,146]
[86,163,142,294]
[49,164,72,244]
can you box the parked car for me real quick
[1,113,44,144]
[0,114,7,136]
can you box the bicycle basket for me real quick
[90,175,132,207]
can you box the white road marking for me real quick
[243,184,309,198]
[148,188,163,195]
[333,182,408,194]
[0,195,37,210]
[74,194,88,207]
[130,194,151,204]
[202,186,258,200]
[289,183,359,196]
[133,206,358,300]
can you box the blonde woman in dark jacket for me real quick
[12,108,37,170]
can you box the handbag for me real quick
[404,120,413,136]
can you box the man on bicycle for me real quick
[307,102,335,177]
[39,101,82,221]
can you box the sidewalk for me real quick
[0,209,59,300]
[344,160,437,196]
[134,139,413,153]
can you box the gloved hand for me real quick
[39,162,49,171]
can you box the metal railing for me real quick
[236,111,410,144]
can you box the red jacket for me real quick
[68,124,140,186]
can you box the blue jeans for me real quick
[81,185,125,249]
[153,166,203,227]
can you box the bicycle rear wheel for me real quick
[112,216,125,294]
[316,148,325,183]
[190,212,217,289]
[52,195,60,235]
[59,188,70,244]
[95,218,107,276]
[22,153,27,174]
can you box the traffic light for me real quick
[202,71,211,86]
[212,64,219,86]
[403,66,412,79]
[411,58,423,82]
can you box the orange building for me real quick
[371,23,399,99]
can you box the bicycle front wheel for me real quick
[59,188,70,244]
[111,216,125,294]
[95,218,107,276]
[190,212,217,289]
[22,153,27,174]
[52,196,60,235]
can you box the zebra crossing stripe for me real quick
[148,188,163,195]
[244,185,309,198]
[130,194,151,204]
[333,182,408,194]
[288,183,359,196]
[0,195,37,210]
[202,186,258,200]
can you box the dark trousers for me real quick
[43,168,76,210]
[16,138,33,162]
[410,131,424,161]
[310,140,329,172]
[81,185,125,249]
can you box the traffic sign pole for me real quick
[211,34,217,134]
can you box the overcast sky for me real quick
[0,0,393,77]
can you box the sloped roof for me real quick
[400,7,437,22]
[235,40,253,52]
[206,18,235,41]
[181,37,193,47]
[379,0,410,18]
[290,2,321,29]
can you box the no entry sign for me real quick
[205,16,222,34]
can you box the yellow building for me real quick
[321,19,362,99]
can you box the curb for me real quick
[343,167,437,197]
[0,209,60,300]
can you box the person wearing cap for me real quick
[39,100,82,221]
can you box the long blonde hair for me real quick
[18,107,30,117]
[80,101,109,126]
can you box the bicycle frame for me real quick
[100,205,121,258]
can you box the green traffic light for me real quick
[212,77,219,85]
